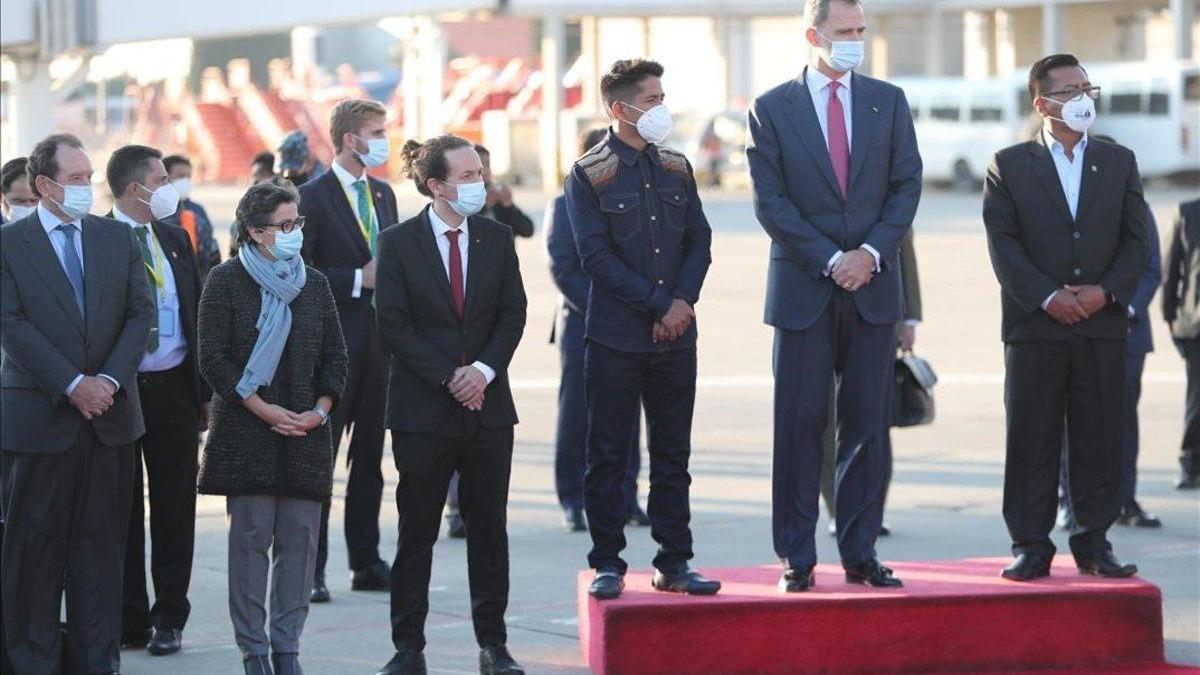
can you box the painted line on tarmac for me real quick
[510,371,1184,390]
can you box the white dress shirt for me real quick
[1040,128,1089,310]
[428,205,495,384]
[804,67,881,277]
[331,160,375,299]
[113,206,188,373]
[36,202,120,395]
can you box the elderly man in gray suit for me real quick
[747,0,922,593]
[0,133,154,675]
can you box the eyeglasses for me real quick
[1042,85,1101,103]
[257,216,306,234]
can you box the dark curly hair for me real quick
[400,135,473,198]
[235,178,298,246]
[600,59,664,108]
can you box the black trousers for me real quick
[1179,338,1200,476]
[584,341,697,575]
[389,410,513,651]
[122,364,200,635]
[555,310,641,512]
[1,428,134,675]
[318,322,390,576]
[772,291,894,569]
[1003,337,1124,560]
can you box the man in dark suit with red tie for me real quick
[747,0,922,592]
[374,135,527,675]
[299,99,399,601]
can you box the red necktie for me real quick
[827,80,850,197]
[446,229,465,318]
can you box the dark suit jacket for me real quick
[898,230,921,322]
[747,68,923,331]
[1128,208,1161,354]
[544,194,588,344]
[197,259,347,500]
[376,206,527,433]
[298,168,398,359]
[1164,198,1200,340]
[983,135,1149,342]
[0,212,155,452]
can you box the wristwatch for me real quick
[313,406,329,426]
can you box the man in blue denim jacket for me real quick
[565,59,719,601]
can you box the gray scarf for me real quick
[235,245,306,399]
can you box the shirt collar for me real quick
[428,204,469,238]
[331,159,366,188]
[606,127,657,167]
[37,201,79,236]
[112,204,151,227]
[1042,127,1088,157]
[805,65,852,94]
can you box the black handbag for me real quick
[892,351,937,427]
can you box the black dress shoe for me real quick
[352,561,391,592]
[589,569,624,600]
[1117,501,1162,528]
[1076,551,1138,578]
[1176,472,1200,489]
[778,566,815,593]
[479,645,525,675]
[1001,553,1052,581]
[563,506,587,532]
[652,567,721,595]
[309,574,330,603]
[376,648,427,675]
[845,559,903,587]
[244,654,273,675]
[120,628,152,649]
[272,652,303,675]
[626,504,651,527]
[447,513,467,538]
[146,627,181,656]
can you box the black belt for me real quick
[137,362,189,389]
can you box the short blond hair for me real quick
[329,99,387,152]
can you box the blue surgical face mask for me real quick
[816,30,865,72]
[354,135,390,168]
[269,228,304,260]
[48,179,94,220]
[444,180,487,217]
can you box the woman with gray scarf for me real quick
[197,180,348,675]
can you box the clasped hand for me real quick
[69,376,116,420]
[652,299,695,344]
[831,249,875,292]
[1045,284,1108,325]
[448,366,487,411]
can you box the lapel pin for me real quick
[170,251,178,258]
[1090,165,1097,172]
[871,105,879,113]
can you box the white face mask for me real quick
[443,180,487,217]
[622,102,673,145]
[48,179,94,220]
[1041,95,1096,134]
[171,177,193,200]
[354,135,390,168]
[6,203,36,221]
[137,182,180,221]
[816,30,865,72]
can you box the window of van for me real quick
[1017,90,1032,116]
[1109,84,1142,114]
[1184,74,1199,101]
[930,103,959,121]
[970,105,1003,122]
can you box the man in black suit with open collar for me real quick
[106,145,209,657]
[1,133,154,675]
[374,135,526,675]
[299,99,399,600]
[983,54,1148,582]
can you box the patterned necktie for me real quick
[445,229,465,319]
[57,223,85,318]
[827,80,851,197]
[352,180,376,255]
[134,226,160,352]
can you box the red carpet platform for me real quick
[577,557,1183,674]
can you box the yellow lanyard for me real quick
[142,231,167,302]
